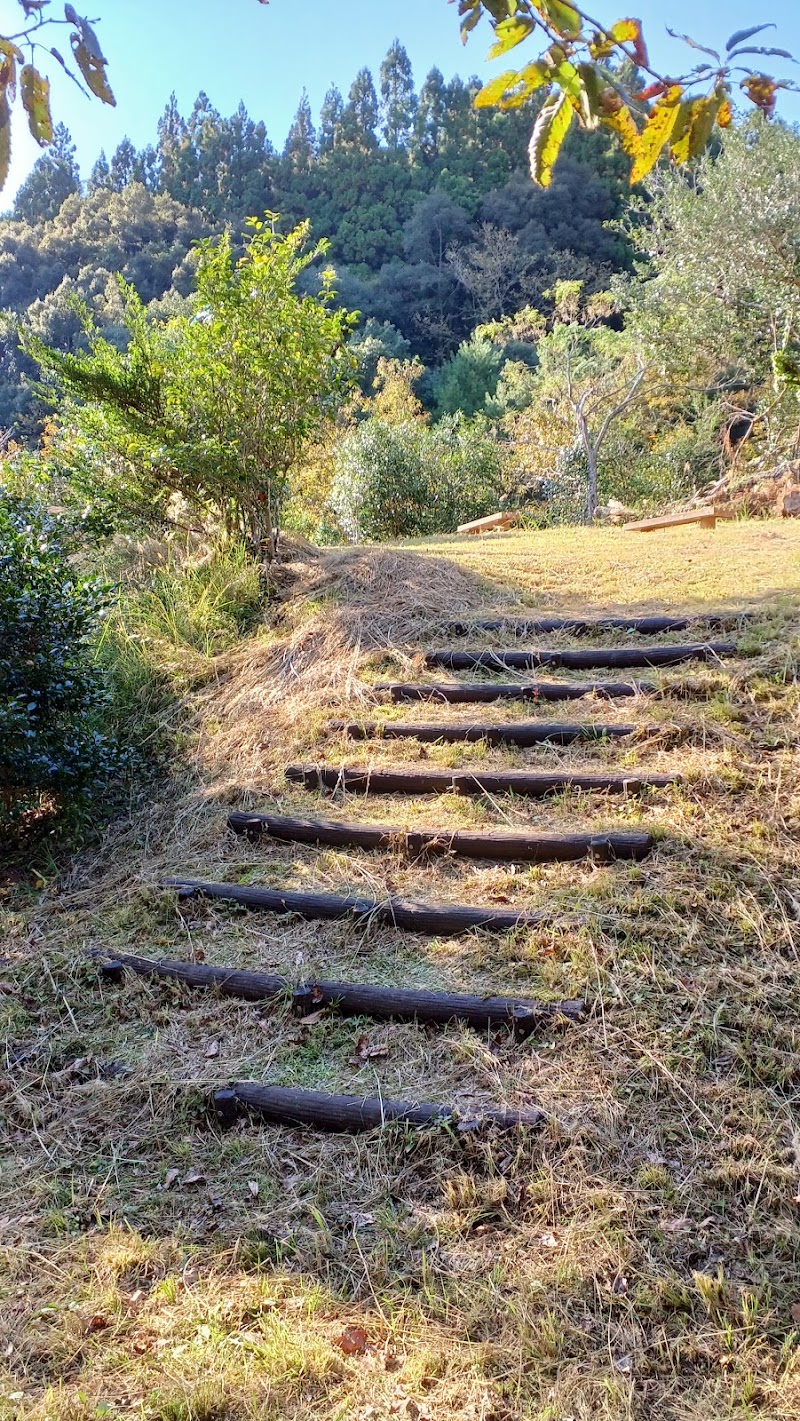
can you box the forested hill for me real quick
[0,42,633,433]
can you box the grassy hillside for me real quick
[2,520,799,1421]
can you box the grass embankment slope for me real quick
[2,520,799,1421]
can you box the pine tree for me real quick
[156,93,190,201]
[12,125,80,224]
[414,68,448,161]
[380,40,416,149]
[284,91,316,170]
[318,86,344,155]
[87,150,111,193]
[109,138,138,192]
[341,68,379,151]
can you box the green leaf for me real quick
[529,89,574,188]
[487,16,535,59]
[20,65,53,147]
[726,24,775,52]
[538,1,581,40]
[475,61,552,109]
[474,69,524,107]
[554,58,584,104]
[630,85,683,184]
[0,89,10,193]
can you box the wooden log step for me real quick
[331,719,637,746]
[164,877,548,935]
[98,950,584,1039]
[426,643,735,672]
[447,612,751,636]
[377,680,654,703]
[228,811,654,863]
[285,765,677,798]
[624,507,716,532]
[214,1083,546,1133]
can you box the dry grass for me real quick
[2,520,800,1421]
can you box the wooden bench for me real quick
[457,510,521,535]
[623,507,717,533]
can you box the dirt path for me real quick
[2,530,799,1421]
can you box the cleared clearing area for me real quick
[2,520,799,1421]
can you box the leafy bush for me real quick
[0,494,118,833]
[330,415,506,541]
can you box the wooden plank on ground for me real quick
[228,811,655,862]
[285,765,678,797]
[457,510,521,535]
[425,643,735,672]
[623,507,717,532]
[377,680,653,703]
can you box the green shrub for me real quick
[330,415,505,541]
[0,494,119,833]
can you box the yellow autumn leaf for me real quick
[602,102,640,158]
[529,89,574,188]
[20,65,53,147]
[72,39,116,107]
[630,85,683,184]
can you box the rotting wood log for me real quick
[284,765,677,798]
[446,612,752,636]
[98,952,288,1001]
[377,680,654,703]
[331,719,636,745]
[425,643,736,672]
[228,811,654,863]
[164,877,548,935]
[214,1082,546,1133]
[96,950,584,1039]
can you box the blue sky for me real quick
[5,0,799,201]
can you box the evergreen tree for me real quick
[156,93,190,201]
[341,69,379,151]
[87,151,111,194]
[284,91,316,170]
[12,125,80,224]
[318,86,344,154]
[109,138,138,192]
[380,41,416,149]
[414,68,448,161]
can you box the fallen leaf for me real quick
[299,1010,327,1026]
[164,1169,180,1190]
[539,1231,558,1248]
[614,1354,633,1374]
[183,1172,206,1188]
[791,1302,800,1325]
[88,1314,109,1332]
[662,1215,690,1233]
[349,1034,390,1065]
[611,1274,629,1295]
[336,1323,368,1355]
[351,1211,375,1229]
[248,1180,259,1198]
[204,1040,219,1058]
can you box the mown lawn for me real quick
[2,519,799,1421]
